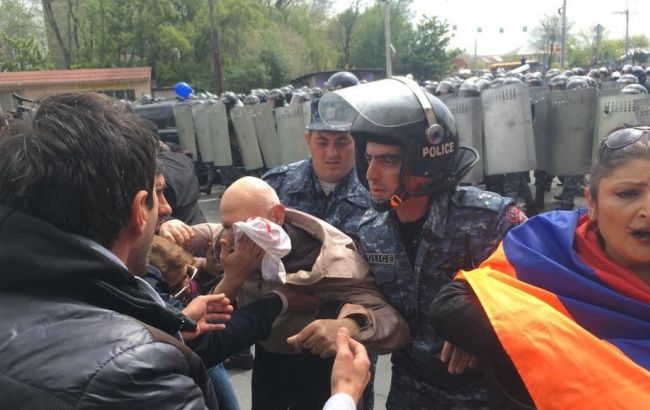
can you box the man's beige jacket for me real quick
[191,208,410,355]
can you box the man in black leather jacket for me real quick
[0,93,219,409]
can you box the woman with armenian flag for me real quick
[432,126,650,409]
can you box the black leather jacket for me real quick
[0,205,217,409]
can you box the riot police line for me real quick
[8,66,649,195]
[438,79,650,187]
[139,77,649,197]
[168,94,311,175]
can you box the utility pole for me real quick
[208,0,224,94]
[474,37,477,69]
[560,0,566,68]
[613,1,632,64]
[384,0,392,77]
[594,24,603,65]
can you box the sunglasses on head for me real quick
[601,126,650,151]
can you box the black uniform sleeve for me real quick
[187,293,283,367]
[431,280,534,408]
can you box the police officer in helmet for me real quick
[325,71,360,91]
[319,77,525,409]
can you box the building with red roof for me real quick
[0,67,151,111]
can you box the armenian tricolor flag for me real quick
[458,210,650,409]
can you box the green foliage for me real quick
[565,29,649,67]
[6,0,463,94]
[399,15,460,81]
[0,34,49,71]
[347,2,413,71]
[0,0,50,70]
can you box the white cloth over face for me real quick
[233,217,292,283]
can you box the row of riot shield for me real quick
[172,100,311,171]
[442,83,650,183]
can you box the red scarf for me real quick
[574,214,650,305]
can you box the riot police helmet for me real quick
[458,81,480,97]
[268,88,286,108]
[309,87,324,99]
[490,77,506,88]
[252,89,268,103]
[317,77,478,211]
[424,82,437,95]
[476,78,491,91]
[243,94,260,105]
[221,91,240,110]
[281,86,293,105]
[580,75,598,88]
[325,71,360,90]
[599,67,609,77]
[622,64,633,74]
[571,67,585,76]
[587,68,599,79]
[290,90,311,106]
[617,73,639,84]
[621,84,648,95]
[611,71,621,81]
[139,94,153,104]
[449,77,463,88]
[502,77,524,86]
[544,68,562,82]
[525,73,543,87]
[506,72,524,82]
[196,92,208,100]
[566,77,589,90]
[548,74,568,90]
[632,66,646,84]
[435,80,455,96]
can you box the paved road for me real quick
[198,176,586,410]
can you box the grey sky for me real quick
[334,0,649,56]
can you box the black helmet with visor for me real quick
[318,77,478,211]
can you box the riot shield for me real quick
[593,93,649,155]
[635,96,650,125]
[172,102,198,157]
[599,81,626,96]
[275,105,309,164]
[192,102,215,163]
[481,84,536,175]
[445,96,484,184]
[249,103,282,168]
[528,86,550,171]
[207,101,232,166]
[547,87,598,176]
[230,106,264,170]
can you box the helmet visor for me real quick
[318,78,426,129]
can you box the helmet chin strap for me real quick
[370,187,411,212]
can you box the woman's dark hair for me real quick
[0,92,158,248]
[589,127,650,200]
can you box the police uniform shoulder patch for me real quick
[453,186,505,213]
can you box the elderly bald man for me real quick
[191,176,409,410]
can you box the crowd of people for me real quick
[0,65,648,410]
